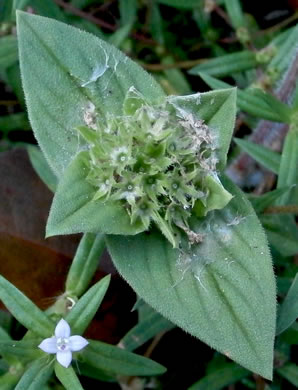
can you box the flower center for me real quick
[56,337,70,351]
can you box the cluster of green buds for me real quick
[77,88,232,247]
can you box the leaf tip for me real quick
[45,223,56,239]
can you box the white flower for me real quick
[38,319,88,368]
[110,146,129,164]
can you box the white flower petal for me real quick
[55,319,71,338]
[56,351,72,368]
[69,335,89,352]
[38,337,57,354]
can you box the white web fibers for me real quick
[172,209,249,292]
[73,47,122,156]
[80,44,120,94]
[81,47,110,87]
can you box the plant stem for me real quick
[144,331,166,358]
[54,0,156,45]
[263,205,298,215]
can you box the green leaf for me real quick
[12,0,30,12]
[75,362,116,382]
[0,312,12,336]
[0,358,9,375]
[66,233,106,297]
[292,81,298,110]
[276,273,298,335]
[17,12,164,177]
[0,275,54,337]
[55,363,84,390]
[157,0,201,8]
[0,340,40,360]
[248,187,292,214]
[108,24,133,48]
[107,177,276,379]
[260,215,298,257]
[0,36,18,70]
[70,0,97,9]
[65,275,110,335]
[280,322,298,345]
[162,56,192,95]
[224,0,245,29]
[189,362,249,390]
[192,3,211,35]
[200,73,284,122]
[277,277,293,297]
[27,145,58,192]
[168,88,237,170]
[0,326,11,340]
[197,175,233,216]
[0,0,13,22]
[0,113,30,134]
[189,51,257,78]
[81,339,166,376]
[119,0,137,26]
[71,18,106,40]
[119,311,175,352]
[150,2,165,46]
[15,359,54,390]
[234,138,281,174]
[6,63,25,108]
[269,24,298,76]
[0,372,20,390]
[276,127,298,206]
[13,0,66,22]
[248,89,292,124]
[277,363,298,387]
[46,152,145,237]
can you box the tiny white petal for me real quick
[56,351,72,368]
[38,337,57,354]
[69,336,89,352]
[55,319,71,338]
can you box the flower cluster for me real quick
[77,88,232,247]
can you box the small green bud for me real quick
[266,66,280,84]
[256,46,277,64]
[236,27,250,45]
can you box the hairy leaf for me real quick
[107,177,276,379]
[46,152,145,237]
[234,138,280,174]
[277,363,298,387]
[276,273,298,335]
[200,73,284,122]
[119,311,174,352]
[15,359,54,390]
[17,12,165,176]
[189,362,249,390]
[65,275,110,335]
[0,275,54,337]
[276,127,298,205]
[82,339,166,376]
[189,51,257,78]
[55,364,84,390]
